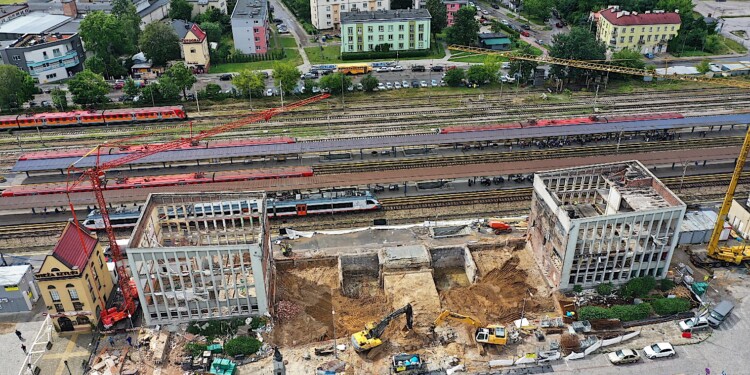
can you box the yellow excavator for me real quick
[351,304,413,352]
[433,310,516,345]
[690,126,750,267]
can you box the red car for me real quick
[555,22,563,28]
[112,80,125,89]
[521,31,530,37]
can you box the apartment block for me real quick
[445,0,467,26]
[231,0,269,54]
[187,0,228,18]
[528,161,685,290]
[127,192,273,327]
[340,9,431,53]
[311,0,390,30]
[595,5,681,55]
[0,32,84,83]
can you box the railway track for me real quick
[0,222,67,239]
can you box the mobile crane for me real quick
[433,310,517,345]
[66,94,330,328]
[351,303,413,352]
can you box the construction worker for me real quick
[21,344,27,354]
[15,330,23,340]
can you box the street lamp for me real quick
[64,360,72,375]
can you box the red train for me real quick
[438,113,684,134]
[0,167,314,197]
[0,106,187,130]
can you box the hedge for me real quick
[579,303,652,322]
[620,276,657,298]
[224,336,262,356]
[213,49,287,64]
[341,49,430,60]
[652,298,691,315]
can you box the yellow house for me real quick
[171,20,211,73]
[596,6,681,55]
[37,221,115,332]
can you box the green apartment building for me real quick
[340,9,431,53]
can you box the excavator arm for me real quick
[351,303,413,352]
[371,303,413,338]
[434,310,483,328]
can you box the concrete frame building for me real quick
[595,5,681,55]
[340,9,431,53]
[528,161,685,290]
[230,0,269,54]
[0,32,85,83]
[128,192,273,327]
[311,0,391,30]
[0,265,40,313]
[445,0,468,26]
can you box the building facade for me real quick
[445,0,467,26]
[0,4,30,24]
[478,32,511,50]
[340,9,431,54]
[128,192,273,326]
[231,0,269,54]
[311,0,391,30]
[0,32,85,83]
[596,6,681,54]
[171,20,211,73]
[728,198,750,240]
[187,0,227,18]
[528,161,685,290]
[37,222,115,331]
[0,265,39,313]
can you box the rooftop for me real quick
[537,160,684,219]
[478,32,508,39]
[340,9,431,24]
[10,32,75,48]
[130,192,267,249]
[599,6,681,26]
[171,20,207,42]
[137,0,169,17]
[0,265,31,287]
[52,221,98,271]
[231,0,267,20]
[0,4,28,19]
[0,12,71,35]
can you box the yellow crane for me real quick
[448,45,750,90]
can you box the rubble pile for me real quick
[275,300,303,321]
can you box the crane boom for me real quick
[66,94,330,328]
[447,45,750,89]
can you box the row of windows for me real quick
[616,34,672,44]
[568,267,664,285]
[346,41,425,51]
[347,24,424,34]
[323,1,382,10]
[611,25,676,33]
[348,33,424,42]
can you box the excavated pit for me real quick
[430,246,477,292]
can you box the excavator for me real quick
[433,310,517,346]
[351,304,413,352]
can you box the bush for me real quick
[578,306,613,320]
[184,343,207,357]
[186,317,247,337]
[579,303,652,322]
[572,285,583,294]
[620,276,657,298]
[652,298,691,316]
[250,317,267,329]
[341,49,430,60]
[595,282,614,296]
[658,279,676,292]
[224,336,262,356]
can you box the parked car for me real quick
[40,100,51,107]
[266,88,274,96]
[431,79,438,87]
[481,10,489,14]
[220,73,234,81]
[707,300,734,328]
[501,62,511,69]
[375,66,390,73]
[501,74,515,83]
[402,80,409,88]
[420,80,428,88]
[113,80,125,89]
[377,82,386,90]
[411,65,426,72]
[476,6,481,11]
[678,317,710,332]
[642,343,675,359]
[520,31,530,37]
[501,19,509,26]
[385,82,393,90]
[555,22,563,28]
[521,24,531,30]
[394,81,402,89]
[491,3,499,9]
[390,65,404,72]
[607,349,640,365]
[411,80,420,88]
[356,83,363,90]
[536,39,545,45]
[431,65,444,72]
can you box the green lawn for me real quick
[448,51,505,63]
[518,12,544,26]
[278,36,298,48]
[304,42,446,64]
[211,35,302,73]
[0,0,20,4]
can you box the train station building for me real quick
[528,161,686,290]
[127,192,273,327]
[37,221,115,331]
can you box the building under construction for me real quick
[528,161,686,290]
[127,192,272,326]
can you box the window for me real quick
[67,283,79,301]
[348,44,353,51]
[368,43,373,50]
[628,36,633,42]
[398,42,404,49]
[73,302,84,311]
[348,36,353,42]
[341,4,345,9]
[377,1,381,5]
[378,35,384,41]
[649,27,652,32]
[399,25,404,31]
[190,48,196,53]
[54,303,65,313]
[42,51,48,59]
[398,34,404,40]
[49,289,60,302]
[662,34,666,40]
[656,26,660,32]
[255,37,260,41]
[619,36,624,43]
[388,34,393,40]
[409,25,414,32]
[326,14,331,18]
[348,27,353,34]
[630,27,634,32]
[388,25,393,31]
[418,33,424,40]
[53,48,61,57]
[367,35,373,41]
[254,27,259,33]
[46,73,57,79]
[647,35,652,42]
[378,26,384,32]
[368,26,373,32]
[418,41,423,48]
[671,26,675,31]
[641,27,644,32]
[11,55,20,61]
[326,5,330,10]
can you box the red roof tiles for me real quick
[185,24,207,43]
[599,8,681,26]
[52,221,98,270]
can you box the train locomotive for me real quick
[0,106,187,130]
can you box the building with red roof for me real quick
[36,220,115,332]
[171,19,211,73]
[595,5,681,55]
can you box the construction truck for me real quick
[689,126,750,267]
[351,304,413,352]
[433,310,517,346]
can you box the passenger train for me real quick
[81,191,381,230]
[0,106,187,130]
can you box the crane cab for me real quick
[475,325,508,345]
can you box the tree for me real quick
[224,337,261,356]
[443,68,465,87]
[445,7,479,46]
[67,69,110,106]
[232,69,266,98]
[549,27,606,82]
[523,0,551,21]
[169,0,194,21]
[611,48,645,71]
[165,62,197,100]
[425,0,448,35]
[124,78,141,98]
[140,22,181,66]
[111,0,141,47]
[50,89,69,111]
[80,11,134,77]
[696,59,711,74]
[510,44,539,81]
[319,72,352,95]
[595,282,614,296]
[200,21,222,43]
[272,62,301,94]
[0,66,35,110]
[467,64,495,85]
[156,76,182,102]
[360,74,379,92]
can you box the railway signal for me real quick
[64,94,331,329]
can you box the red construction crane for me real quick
[65,94,330,329]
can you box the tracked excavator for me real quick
[433,310,518,345]
[351,304,413,352]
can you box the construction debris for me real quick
[275,300,303,321]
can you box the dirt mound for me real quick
[439,255,553,324]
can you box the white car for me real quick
[501,19,509,26]
[678,317,710,332]
[390,65,404,72]
[482,10,489,15]
[420,80,428,88]
[431,79,438,87]
[377,82,385,91]
[501,62,511,69]
[607,349,640,365]
[394,81,402,89]
[642,343,675,359]
[501,74,516,83]
[385,82,393,90]
[266,88,274,96]
[402,80,409,88]
[476,6,481,11]
[375,67,390,73]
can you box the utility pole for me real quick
[194,91,200,113]
[332,307,338,359]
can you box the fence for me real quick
[213,49,287,64]
[622,311,695,328]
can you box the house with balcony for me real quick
[0,32,85,83]
[595,5,681,55]
[230,0,269,54]
[171,20,211,73]
[340,9,431,54]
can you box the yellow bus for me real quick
[337,63,372,75]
